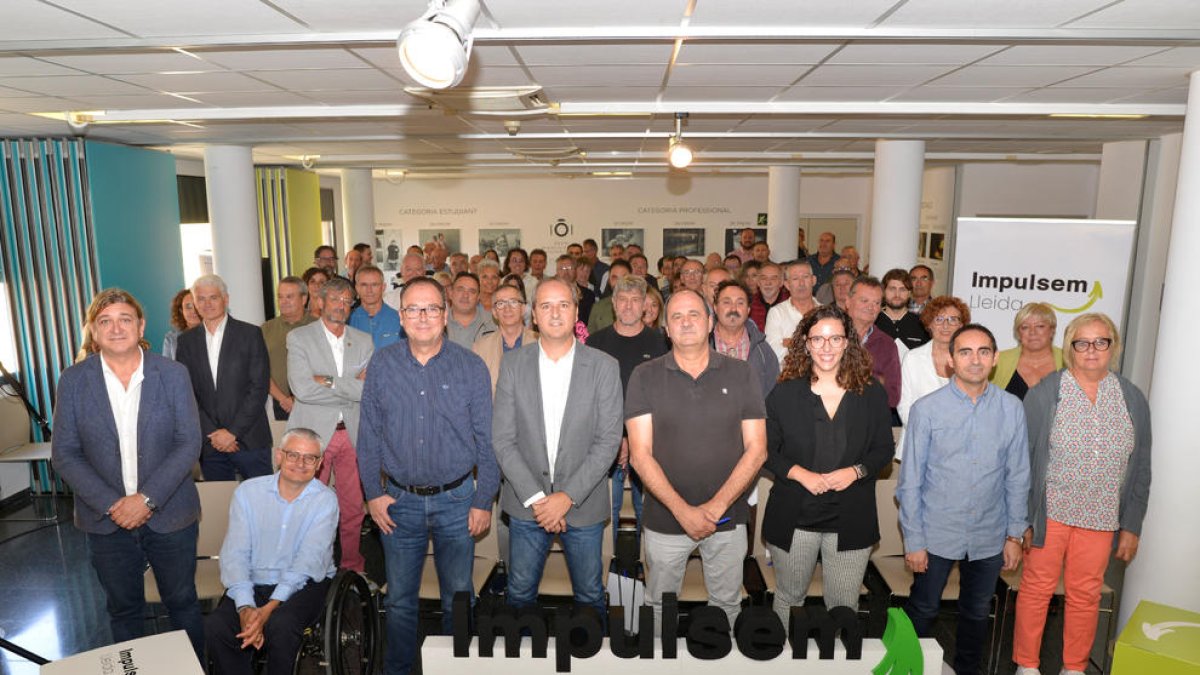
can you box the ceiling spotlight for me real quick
[397,0,481,90]
[667,112,692,169]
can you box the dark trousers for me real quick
[904,551,1003,675]
[200,446,273,481]
[205,578,332,675]
[87,521,204,661]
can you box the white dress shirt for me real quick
[101,349,146,496]
[321,322,345,377]
[895,341,950,461]
[764,297,821,363]
[204,315,228,387]
[522,340,576,507]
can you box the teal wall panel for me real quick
[84,141,183,352]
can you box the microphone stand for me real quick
[0,360,51,440]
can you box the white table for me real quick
[0,442,58,521]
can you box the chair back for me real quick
[752,472,774,558]
[874,478,905,557]
[197,481,239,557]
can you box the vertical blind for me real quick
[256,167,292,317]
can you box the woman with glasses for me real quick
[473,284,537,396]
[896,296,970,459]
[1012,313,1151,675]
[762,305,894,627]
[991,302,1063,399]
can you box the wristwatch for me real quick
[142,494,158,512]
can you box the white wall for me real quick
[958,162,1100,219]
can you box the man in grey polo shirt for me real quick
[625,289,767,633]
[446,272,495,349]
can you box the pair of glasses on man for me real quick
[401,306,445,319]
[1070,338,1113,353]
[281,450,321,467]
[493,299,525,309]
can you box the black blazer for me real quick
[762,378,894,551]
[175,316,272,454]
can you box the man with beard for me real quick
[711,280,778,402]
[875,268,930,350]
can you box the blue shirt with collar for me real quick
[897,379,1030,561]
[219,473,338,609]
[349,304,404,348]
[356,337,500,511]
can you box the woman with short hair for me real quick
[990,302,1063,399]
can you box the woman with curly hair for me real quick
[761,304,895,626]
[896,295,971,458]
[161,288,201,359]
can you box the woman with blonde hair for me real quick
[642,285,664,329]
[991,302,1063,399]
[1013,313,1151,675]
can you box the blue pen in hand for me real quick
[715,517,731,525]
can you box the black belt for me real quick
[388,471,470,496]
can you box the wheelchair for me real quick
[259,570,383,675]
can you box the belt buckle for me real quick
[412,485,437,496]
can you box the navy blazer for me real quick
[175,316,272,454]
[51,352,202,535]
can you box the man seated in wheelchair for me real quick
[206,428,338,674]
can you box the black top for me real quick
[586,326,670,392]
[625,351,767,535]
[1005,369,1030,399]
[762,378,895,552]
[875,311,930,350]
[577,284,596,324]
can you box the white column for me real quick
[1120,72,1200,627]
[203,145,264,325]
[341,168,376,251]
[766,165,800,261]
[1095,140,1148,220]
[868,140,924,276]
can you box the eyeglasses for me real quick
[806,335,848,349]
[493,299,524,309]
[1071,338,1112,353]
[933,315,962,325]
[401,305,444,319]
[281,450,321,467]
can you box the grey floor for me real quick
[0,496,1107,675]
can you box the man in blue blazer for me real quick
[51,288,204,659]
[176,274,273,479]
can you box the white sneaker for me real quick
[1016,668,1041,675]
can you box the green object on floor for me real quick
[873,607,924,675]
[1113,600,1200,675]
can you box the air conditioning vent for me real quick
[403,85,549,116]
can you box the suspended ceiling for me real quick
[0,0,1197,177]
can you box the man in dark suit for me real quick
[176,274,273,479]
[51,288,205,659]
[492,278,624,615]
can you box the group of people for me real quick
[49,230,1149,675]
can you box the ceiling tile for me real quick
[1110,87,1190,105]
[1066,0,1200,29]
[979,45,1168,66]
[689,0,898,26]
[300,89,410,105]
[0,0,129,40]
[0,75,149,97]
[183,91,321,107]
[485,0,688,27]
[660,86,783,102]
[61,93,212,109]
[774,85,912,102]
[113,71,282,93]
[195,48,371,71]
[448,65,536,88]
[998,87,1147,103]
[930,65,1097,87]
[514,43,673,66]
[802,64,956,86]
[883,0,1109,27]
[40,52,217,75]
[267,0,423,31]
[1125,47,1200,68]
[668,64,808,87]
[540,86,661,102]
[829,43,1004,65]
[528,65,665,87]
[734,117,841,132]
[1055,66,1192,89]
[251,68,403,91]
[675,42,837,65]
[0,57,87,77]
[48,0,307,36]
[889,86,1026,102]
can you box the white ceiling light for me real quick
[667,113,692,169]
[397,0,481,90]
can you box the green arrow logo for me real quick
[873,607,924,675]
[1047,280,1102,314]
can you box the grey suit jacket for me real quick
[492,341,623,527]
[286,321,374,450]
[51,352,202,535]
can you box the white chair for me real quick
[418,508,501,601]
[144,480,239,605]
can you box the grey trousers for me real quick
[644,525,746,635]
[767,529,870,627]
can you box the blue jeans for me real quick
[905,551,1003,675]
[200,446,272,480]
[506,516,606,615]
[610,463,643,550]
[87,520,204,661]
[380,478,476,675]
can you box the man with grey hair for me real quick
[262,276,315,421]
[288,277,374,573]
[176,274,273,479]
[205,427,339,675]
[764,260,820,362]
[383,252,429,310]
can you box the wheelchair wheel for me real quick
[324,571,380,675]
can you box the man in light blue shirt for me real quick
[349,265,403,348]
[205,428,338,675]
[898,323,1030,675]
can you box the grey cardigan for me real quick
[1023,369,1152,548]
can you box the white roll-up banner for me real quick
[951,218,1137,351]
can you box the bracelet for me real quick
[853,464,867,480]
[1006,536,1023,545]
